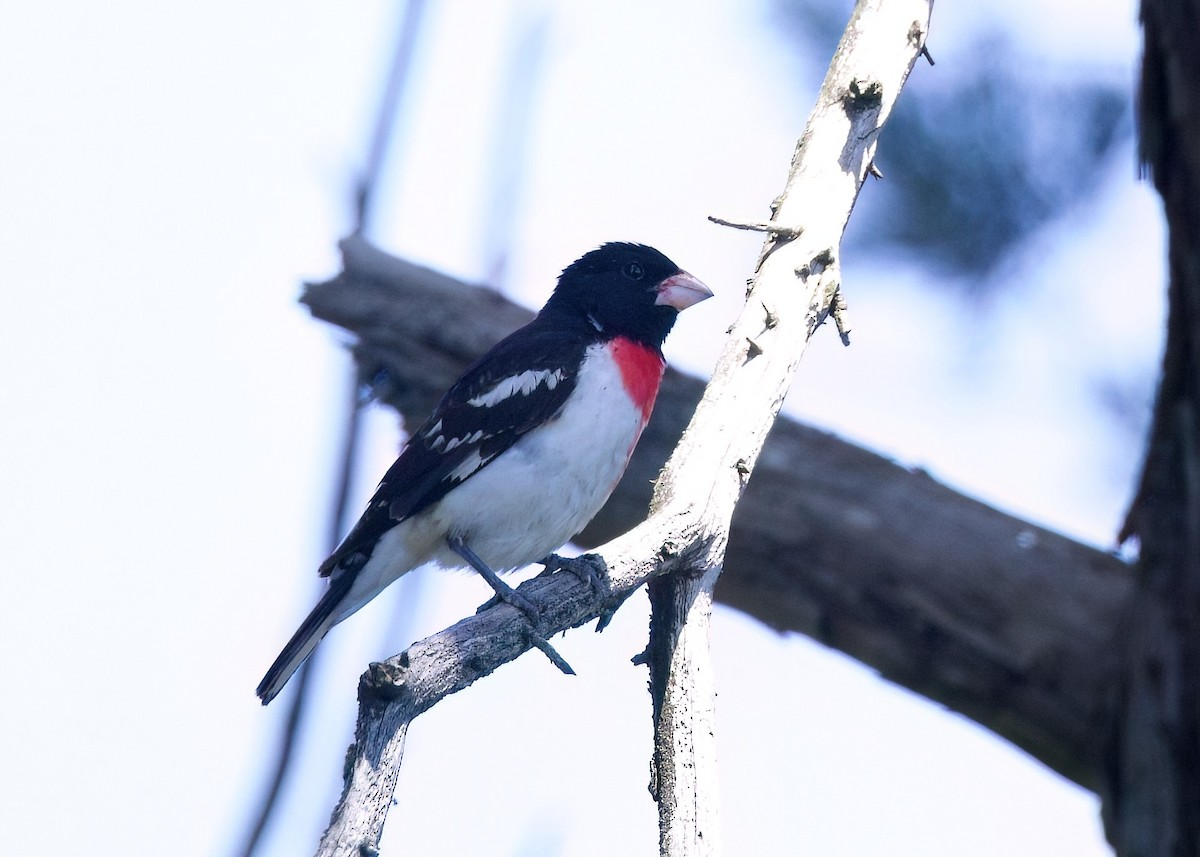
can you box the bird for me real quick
[256,242,712,704]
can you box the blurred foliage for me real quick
[770,2,1133,293]
[865,42,1131,282]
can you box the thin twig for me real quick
[238,4,429,856]
[831,287,852,345]
[353,0,429,236]
[706,215,803,240]
[236,367,364,857]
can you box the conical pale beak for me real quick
[655,271,713,311]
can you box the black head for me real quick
[544,242,711,348]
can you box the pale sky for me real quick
[0,2,1158,855]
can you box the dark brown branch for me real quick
[303,236,1134,791]
[1100,0,1200,853]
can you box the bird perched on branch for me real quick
[257,242,712,704]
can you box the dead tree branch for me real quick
[305,2,949,854]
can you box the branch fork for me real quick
[312,3,934,855]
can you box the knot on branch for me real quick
[359,659,408,702]
[653,531,718,582]
[796,250,851,344]
[844,78,884,113]
[657,539,684,563]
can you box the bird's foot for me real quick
[539,552,623,632]
[448,535,575,676]
[538,552,609,595]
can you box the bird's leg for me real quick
[448,534,538,617]
[446,534,575,676]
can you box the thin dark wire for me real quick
[235,2,428,855]
[355,0,429,236]
[235,375,363,857]
[480,8,550,289]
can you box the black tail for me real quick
[256,571,355,705]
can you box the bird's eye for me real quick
[622,261,644,281]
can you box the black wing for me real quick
[318,322,587,577]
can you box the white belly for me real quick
[331,342,655,623]
[425,341,648,569]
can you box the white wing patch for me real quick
[468,368,564,408]
[429,428,485,453]
[447,448,487,482]
[443,429,484,453]
[427,421,486,453]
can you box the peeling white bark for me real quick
[642,2,933,854]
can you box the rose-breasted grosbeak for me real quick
[257,242,711,704]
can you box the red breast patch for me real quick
[610,337,665,423]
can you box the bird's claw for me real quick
[539,552,620,632]
[539,552,608,595]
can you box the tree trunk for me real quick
[1102,1,1200,854]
